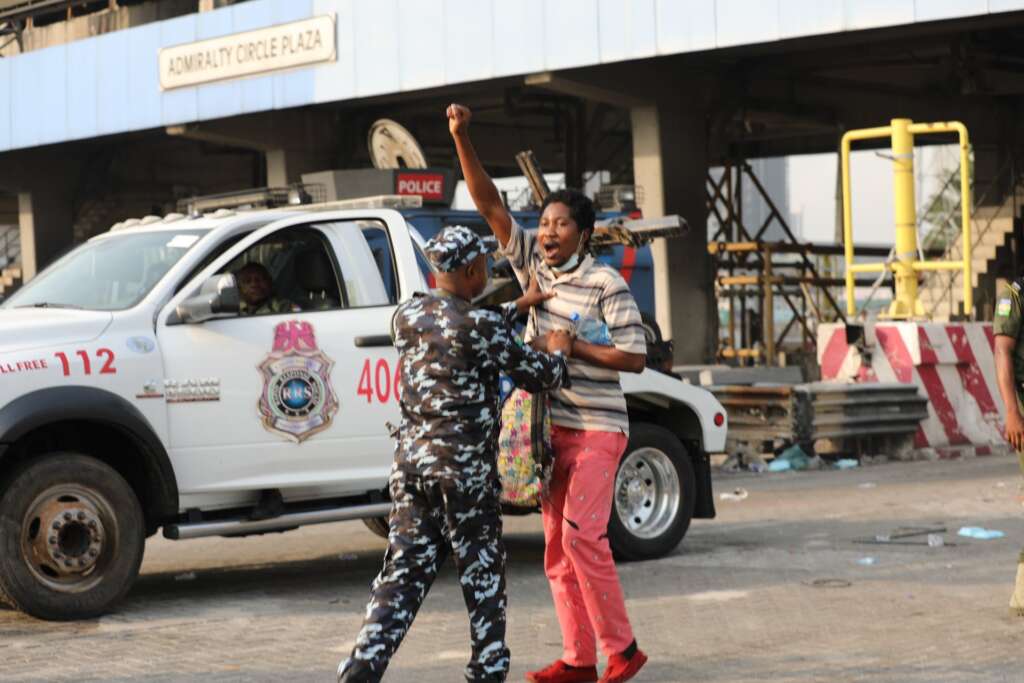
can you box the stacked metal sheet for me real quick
[711,382,928,452]
[793,382,928,442]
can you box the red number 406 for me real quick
[357,358,400,404]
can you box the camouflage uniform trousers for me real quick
[338,470,510,682]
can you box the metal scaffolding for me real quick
[706,161,887,365]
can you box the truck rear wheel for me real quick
[608,423,696,561]
[0,453,145,621]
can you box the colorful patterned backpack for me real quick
[497,387,553,510]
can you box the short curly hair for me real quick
[541,189,596,237]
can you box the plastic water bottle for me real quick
[570,312,612,345]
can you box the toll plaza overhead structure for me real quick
[6,1,1024,366]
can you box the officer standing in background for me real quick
[337,226,573,682]
[991,277,1024,617]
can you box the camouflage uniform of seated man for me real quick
[235,262,300,315]
[337,226,574,683]
[992,277,1024,617]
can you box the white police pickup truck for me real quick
[0,198,726,620]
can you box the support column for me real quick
[631,103,715,364]
[18,188,74,281]
[266,149,289,188]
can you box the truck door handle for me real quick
[354,335,393,348]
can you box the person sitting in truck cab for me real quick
[235,262,299,316]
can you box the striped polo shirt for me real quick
[501,218,646,435]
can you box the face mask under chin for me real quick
[551,252,580,273]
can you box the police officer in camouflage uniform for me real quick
[992,277,1024,617]
[235,262,299,315]
[337,226,573,682]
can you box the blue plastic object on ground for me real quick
[834,458,860,470]
[957,526,1005,540]
[775,444,810,470]
[767,459,792,472]
[570,312,612,345]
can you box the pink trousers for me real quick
[542,425,635,667]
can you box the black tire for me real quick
[0,453,146,621]
[362,516,389,539]
[608,423,696,561]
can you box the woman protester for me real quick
[449,103,649,683]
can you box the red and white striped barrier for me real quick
[818,321,1007,453]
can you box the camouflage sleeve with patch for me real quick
[993,281,1022,338]
[469,307,567,394]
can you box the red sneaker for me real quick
[598,649,648,683]
[526,659,599,683]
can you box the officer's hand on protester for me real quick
[516,276,555,314]
[547,330,574,357]
[1007,411,1024,450]
[447,103,471,137]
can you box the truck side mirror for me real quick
[175,273,240,324]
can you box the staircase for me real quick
[0,224,21,299]
[918,177,1019,321]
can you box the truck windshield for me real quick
[3,230,207,311]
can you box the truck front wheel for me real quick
[0,453,145,621]
[608,423,696,561]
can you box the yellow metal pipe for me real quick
[888,118,922,319]
[848,263,889,274]
[911,261,966,272]
[843,119,973,320]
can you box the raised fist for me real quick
[447,103,471,137]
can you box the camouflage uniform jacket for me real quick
[392,290,568,483]
[239,296,300,316]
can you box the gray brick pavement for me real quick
[1,456,1022,682]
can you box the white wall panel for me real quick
[715,0,778,47]
[94,29,130,137]
[126,23,161,132]
[543,0,600,70]
[232,0,276,115]
[598,0,657,62]
[36,48,68,145]
[655,0,716,54]
[779,0,844,40]
[314,0,356,104]
[397,0,445,91]
[196,6,242,121]
[444,0,493,84]
[990,0,1024,11]
[492,0,544,76]
[843,0,915,31]
[11,49,42,148]
[66,39,98,141]
[914,0,987,22]
[354,0,400,97]
[159,14,198,126]
[0,59,10,151]
[271,0,315,109]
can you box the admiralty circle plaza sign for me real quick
[159,15,336,90]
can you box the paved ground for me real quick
[1,455,1022,683]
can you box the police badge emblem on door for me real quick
[258,320,339,442]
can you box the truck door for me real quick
[157,211,417,505]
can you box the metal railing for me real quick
[917,156,1016,319]
[0,224,19,269]
[842,119,973,319]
